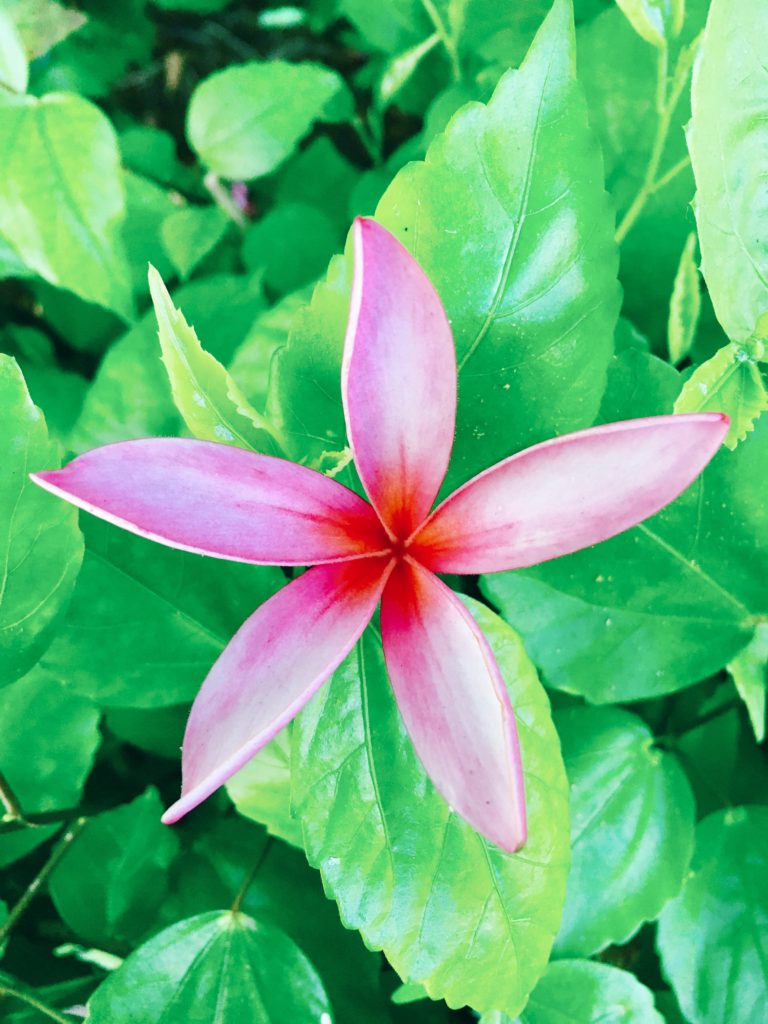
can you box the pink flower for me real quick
[32,219,728,852]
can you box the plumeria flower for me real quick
[32,219,728,853]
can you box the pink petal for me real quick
[380,559,526,853]
[411,414,729,574]
[31,438,389,565]
[163,556,393,823]
[342,218,457,539]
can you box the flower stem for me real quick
[0,769,23,823]
[419,0,461,81]
[230,837,273,914]
[204,172,248,231]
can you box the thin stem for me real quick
[0,769,23,822]
[203,172,248,231]
[351,113,382,166]
[0,984,74,1024]
[231,838,272,914]
[419,0,461,81]
[0,817,87,947]
[651,154,691,193]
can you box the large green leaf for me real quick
[483,356,765,703]
[293,599,570,1016]
[42,519,282,708]
[0,667,100,868]
[688,0,768,344]
[187,60,352,180]
[482,959,665,1023]
[657,806,768,1024]
[49,788,179,947]
[87,910,333,1024]
[553,707,694,956]
[0,93,133,319]
[0,356,83,687]
[273,0,619,490]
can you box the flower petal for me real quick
[411,414,729,574]
[162,556,392,823]
[32,438,389,565]
[342,218,457,539]
[380,559,526,853]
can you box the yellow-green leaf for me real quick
[668,232,701,364]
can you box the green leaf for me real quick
[160,204,230,280]
[0,667,100,869]
[71,274,265,452]
[614,0,684,47]
[668,232,701,363]
[657,806,768,1024]
[187,60,352,180]
[553,707,694,957]
[0,11,28,92]
[242,203,339,295]
[0,356,83,687]
[273,0,619,491]
[483,359,766,703]
[226,728,303,848]
[42,518,282,708]
[148,266,281,453]
[0,92,133,319]
[121,170,178,298]
[49,789,179,947]
[293,599,570,1017]
[727,623,768,743]
[482,959,665,1023]
[688,0,768,344]
[87,910,334,1024]
[5,0,86,62]
[378,34,440,106]
[674,342,768,448]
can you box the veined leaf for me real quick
[87,911,334,1024]
[273,0,620,492]
[0,356,83,687]
[293,599,570,1017]
[482,959,665,1023]
[674,342,768,448]
[553,707,694,957]
[657,806,768,1024]
[727,623,768,743]
[149,266,282,453]
[226,728,303,848]
[668,232,701,363]
[187,60,352,180]
[615,0,684,47]
[0,92,133,319]
[688,0,768,343]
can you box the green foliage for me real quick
[657,806,768,1024]
[668,232,701,364]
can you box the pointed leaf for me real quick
[657,806,768,1024]
[668,232,701,363]
[727,623,768,743]
[615,0,684,47]
[688,0,768,343]
[0,356,83,687]
[149,267,282,453]
[293,600,569,1017]
[274,0,620,491]
[87,911,333,1024]
[674,343,768,448]
[553,707,694,957]
[160,204,230,280]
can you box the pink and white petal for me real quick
[411,414,729,574]
[162,556,393,824]
[380,559,526,853]
[32,438,389,566]
[342,218,457,539]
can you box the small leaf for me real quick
[160,204,230,280]
[657,806,768,1024]
[614,0,685,47]
[187,60,352,180]
[87,911,334,1024]
[0,667,100,869]
[0,10,28,92]
[5,0,86,61]
[727,623,768,742]
[674,342,768,448]
[688,0,768,343]
[49,789,179,947]
[0,356,84,687]
[148,266,282,453]
[668,232,701,363]
[293,600,570,1017]
[378,33,440,106]
[0,93,133,318]
[553,707,694,957]
[226,728,303,848]
[482,959,665,1023]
